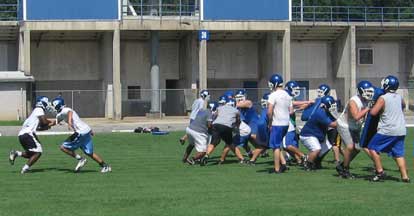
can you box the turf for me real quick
[0,130,413,216]
[0,120,23,126]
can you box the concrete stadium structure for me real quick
[0,0,413,120]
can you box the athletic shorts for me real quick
[269,126,288,149]
[327,129,341,147]
[337,125,360,146]
[368,134,405,158]
[233,134,250,148]
[18,133,43,153]
[211,124,233,146]
[62,131,94,155]
[283,130,299,149]
[186,127,209,152]
[300,135,332,156]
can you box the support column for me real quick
[349,25,357,97]
[150,31,160,113]
[113,28,122,120]
[23,29,30,76]
[198,39,207,90]
[282,28,291,82]
[259,32,279,87]
[18,31,24,71]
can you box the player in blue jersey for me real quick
[246,93,271,164]
[300,96,338,171]
[368,75,409,183]
[235,89,260,158]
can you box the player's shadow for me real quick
[29,167,98,173]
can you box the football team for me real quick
[181,74,410,183]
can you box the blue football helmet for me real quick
[320,95,337,114]
[52,97,65,113]
[357,80,375,100]
[208,101,219,113]
[285,81,301,98]
[235,89,247,102]
[224,90,234,99]
[261,92,270,108]
[226,98,236,107]
[268,74,284,90]
[218,95,227,105]
[381,75,399,92]
[35,96,51,111]
[317,84,331,97]
[200,89,210,100]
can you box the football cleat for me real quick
[74,158,87,172]
[186,158,195,165]
[402,178,411,183]
[246,160,256,166]
[370,171,386,182]
[9,150,17,165]
[20,167,30,174]
[341,170,355,179]
[335,162,344,176]
[179,138,185,145]
[101,165,112,173]
[200,155,209,166]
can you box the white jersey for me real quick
[338,95,366,130]
[56,107,91,135]
[239,121,251,136]
[190,98,204,120]
[18,107,45,136]
[268,89,292,126]
[378,93,406,136]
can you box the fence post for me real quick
[140,0,143,23]
[398,7,400,23]
[364,7,367,23]
[71,91,74,109]
[159,89,162,118]
[179,0,182,22]
[381,7,384,23]
[313,6,315,22]
[330,6,333,22]
[347,7,350,23]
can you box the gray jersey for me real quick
[213,105,239,128]
[378,93,406,136]
[190,98,204,120]
[189,109,212,134]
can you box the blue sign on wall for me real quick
[24,0,119,20]
[203,0,291,21]
[198,30,210,41]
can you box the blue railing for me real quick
[292,6,414,23]
[0,3,18,21]
[123,0,199,19]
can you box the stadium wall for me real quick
[0,42,18,71]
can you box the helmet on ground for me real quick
[268,74,284,90]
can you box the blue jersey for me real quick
[300,107,333,142]
[256,108,269,145]
[239,106,259,124]
[301,97,322,121]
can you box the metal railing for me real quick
[0,3,18,21]
[123,0,200,21]
[292,6,414,23]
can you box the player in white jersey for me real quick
[50,97,111,173]
[368,76,409,183]
[179,90,210,162]
[336,81,374,179]
[9,96,54,174]
[267,74,292,173]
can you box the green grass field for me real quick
[0,130,414,216]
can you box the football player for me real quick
[9,96,54,174]
[299,96,337,171]
[335,81,374,178]
[368,75,409,182]
[50,97,111,173]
